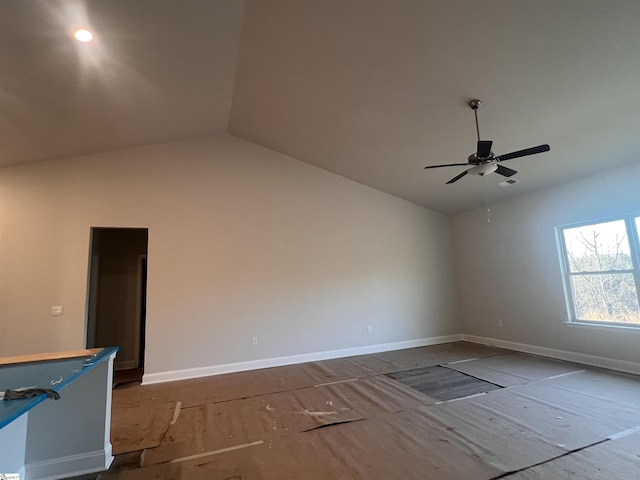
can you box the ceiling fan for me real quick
[424,99,550,184]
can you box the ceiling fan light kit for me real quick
[424,99,550,184]
[468,163,497,176]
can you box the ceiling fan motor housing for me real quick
[468,152,495,165]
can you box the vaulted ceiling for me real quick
[2,0,639,214]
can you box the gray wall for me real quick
[452,161,640,364]
[0,134,460,376]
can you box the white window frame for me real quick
[557,213,640,329]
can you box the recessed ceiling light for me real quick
[73,29,93,42]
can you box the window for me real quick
[558,214,640,327]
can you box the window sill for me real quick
[563,321,640,332]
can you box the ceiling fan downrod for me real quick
[469,99,482,142]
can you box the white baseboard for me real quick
[143,334,463,384]
[462,334,640,376]
[25,446,113,480]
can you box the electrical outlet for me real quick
[252,337,258,346]
[367,325,372,333]
[497,319,503,327]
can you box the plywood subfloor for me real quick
[390,364,502,400]
[69,342,640,480]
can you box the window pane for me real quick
[571,273,640,324]
[563,220,632,272]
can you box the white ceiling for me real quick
[2,0,640,215]
[0,0,242,166]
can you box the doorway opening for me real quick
[86,228,148,384]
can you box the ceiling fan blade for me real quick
[477,140,493,158]
[497,144,550,162]
[495,165,517,177]
[446,170,469,184]
[424,163,469,169]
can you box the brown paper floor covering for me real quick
[506,430,640,479]
[88,342,640,480]
[445,352,585,387]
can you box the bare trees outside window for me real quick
[559,216,640,326]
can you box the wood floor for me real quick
[65,341,640,479]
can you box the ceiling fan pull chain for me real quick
[483,176,491,223]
